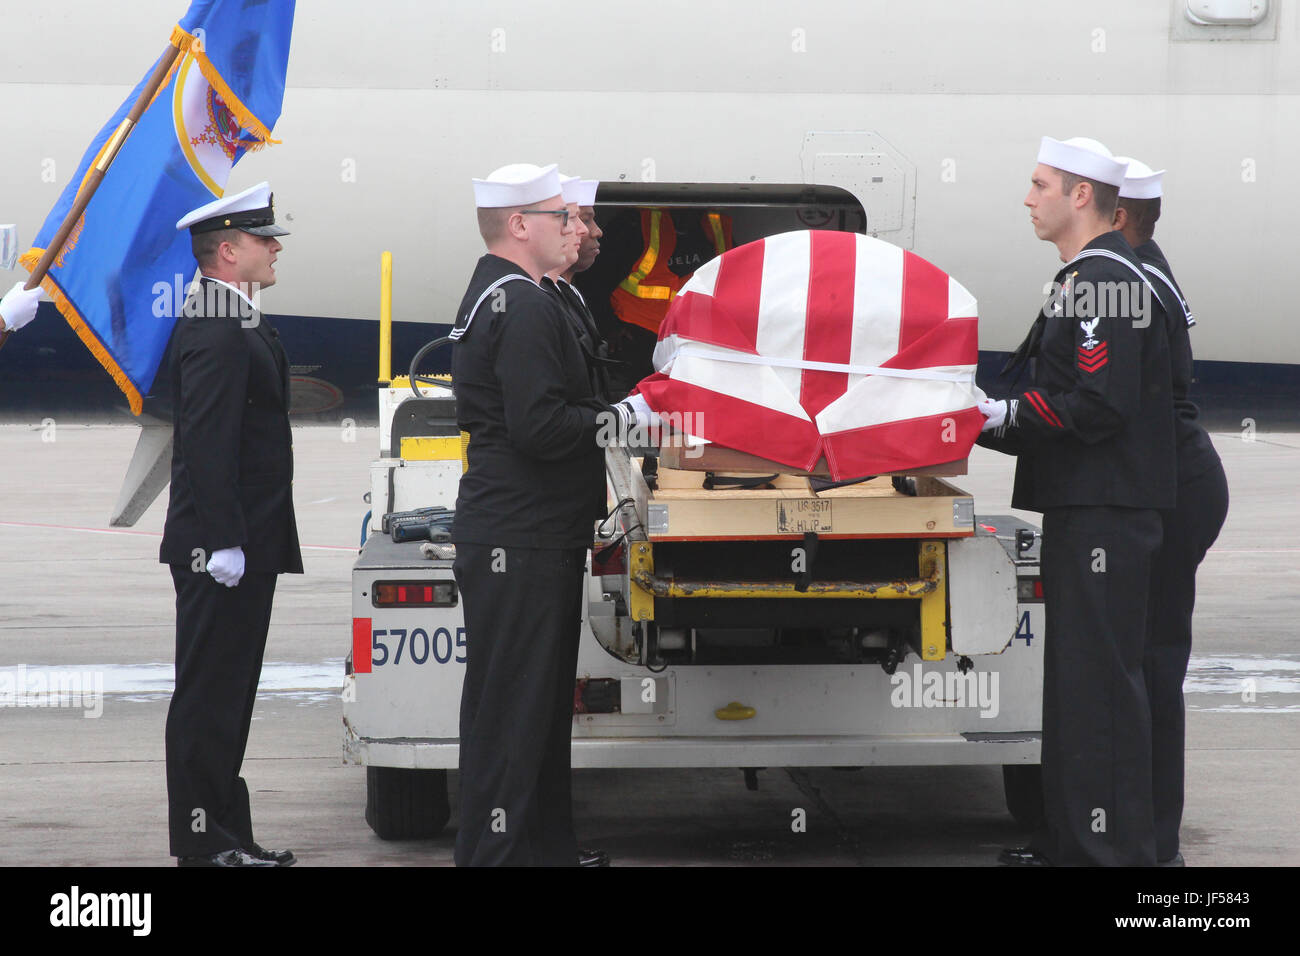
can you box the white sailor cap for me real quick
[1037,136,1129,187]
[176,181,289,236]
[1115,156,1165,200]
[559,175,599,206]
[559,174,582,204]
[472,163,561,208]
[567,179,598,206]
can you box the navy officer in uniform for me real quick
[978,137,1176,866]
[159,182,301,867]
[1113,157,1229,866]
[450,163,650,866]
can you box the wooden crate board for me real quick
[644,465,973,540]
[658,444,968,477]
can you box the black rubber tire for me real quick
[365,766,451,840]
[1003,764,1045,830]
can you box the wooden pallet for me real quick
[640,464,974,541]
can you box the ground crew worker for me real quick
[159,182,300,867]
[450,163,650,866]
[1114,156,1229,867]
[0,281,44,333]
[608,207,732,335]
[978,137,1176,866]
[585,207,733,395]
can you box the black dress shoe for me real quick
[245,842,297,866]
[1157,852,1185,867]
[998,845,1052,866]
[578,847,610,867]
[177,848,279,867]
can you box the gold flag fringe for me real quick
[169,24,281,149]
[18,248,144,416]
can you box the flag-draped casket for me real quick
[635,230,983,479]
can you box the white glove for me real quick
[0,281,43,332]
[978,399,1008,433]
[206,546,246,587]
[618,392,654,429]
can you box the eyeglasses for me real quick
[519,208,570,227]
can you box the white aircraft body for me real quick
[1,0,1293,410]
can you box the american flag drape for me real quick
[635,230,984,479]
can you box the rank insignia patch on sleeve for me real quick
[1077,341,1108,373]
[1077,318,1107,372]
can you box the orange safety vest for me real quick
[610,208,732,335]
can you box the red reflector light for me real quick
[591,540,626,577]
[352,617,372,673]
[1017,577,1045,602]
[371,581,457,607]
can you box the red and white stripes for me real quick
[637,230,983,479]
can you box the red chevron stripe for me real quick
[1078,341,1108,373]
[1025,390,1063,428]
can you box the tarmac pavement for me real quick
[0,422,1295,866]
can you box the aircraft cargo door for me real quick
[574,182,866,398]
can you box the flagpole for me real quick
[0,41,182,349]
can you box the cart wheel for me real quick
[1002,764,1045,830]
[365,766,450,839]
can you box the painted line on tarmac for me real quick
[0,660,345,706]
[0,519,354,552]
[1185,655,1300,713]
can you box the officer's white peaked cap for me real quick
[1037,136,1129,187]
[1115,157,1165,200]
[473,163,561,208]
[176,181,289,236]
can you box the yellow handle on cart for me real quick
[715,701,757,721]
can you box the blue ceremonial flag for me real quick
[21,0,295,414]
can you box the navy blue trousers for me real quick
[453,544,586,866]
[1145,461,1229,861]
[1040,506,1161,866]
[166,565,277,857]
